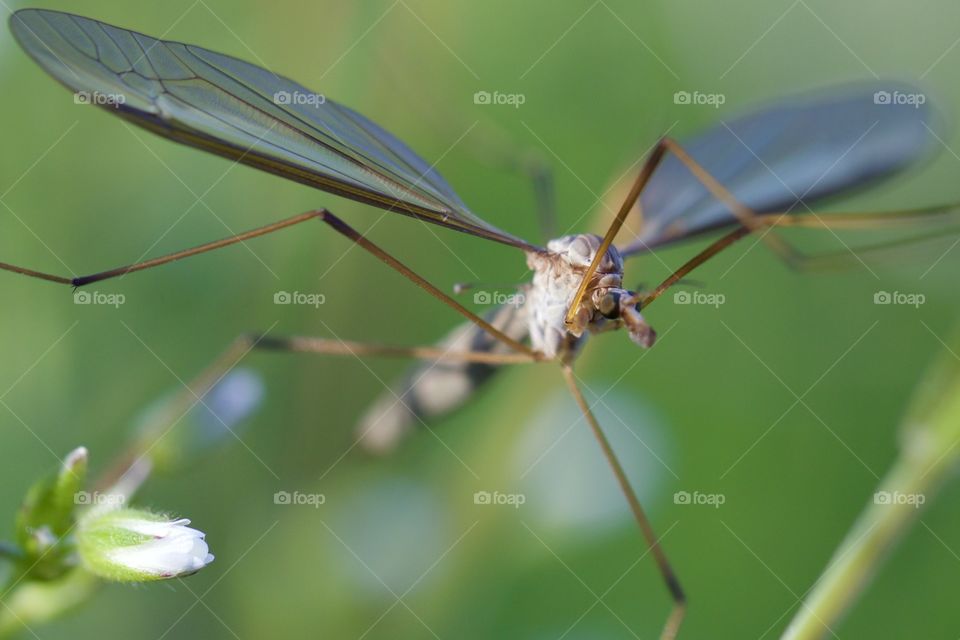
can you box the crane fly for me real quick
[4,8,960,639]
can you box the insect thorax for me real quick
[525,234,655,360]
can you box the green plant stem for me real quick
[781,442,940,640]
[783,334,960,640]
[0,569,99,638]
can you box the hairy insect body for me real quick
[526,234,655,359]
[356,234,656,452]
[357,235,655,453]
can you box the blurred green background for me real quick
[2,0,960,638]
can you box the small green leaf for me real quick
[13,447,88,581]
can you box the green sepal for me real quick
[76,509,172,582]
[13,447,88,580]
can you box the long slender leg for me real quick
[125,331,543,446]
[764,228,959,272]
[0,207,538,356]
[93,334,260,492]
[0,262,72,284]
[639,203,960,308]
[253,333,540,365]
[0,210,325,286]
[642,227,750,307]
[317,212,537,357]
[658,138,800,261]
[565,140,670,326]
[771,205,960,270]
[570,135,842,324]
[560,364,685,640]
[737,202,960,231]
[638,139,958,270]
[96,332,542,491]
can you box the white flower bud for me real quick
[77,509,214,581]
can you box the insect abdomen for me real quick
[355,302,529,453]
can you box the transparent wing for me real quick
[619,83,941,255]
[9,9,537,250]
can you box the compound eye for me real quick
[598,291,621,319]
[569,236,592,264]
